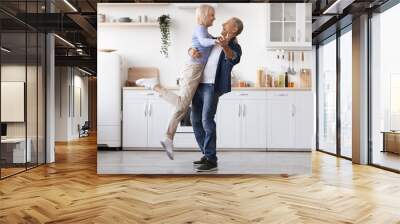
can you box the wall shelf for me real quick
[98,3,169,7]
[174,3,218,9]
[98,22,159,27]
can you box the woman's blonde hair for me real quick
[196,4,215,25]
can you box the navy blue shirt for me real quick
[213,39,242,96]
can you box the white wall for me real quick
[55,67,89,141]
[55,67,69,141]
[98,3,313,87]
[71,74,89,138]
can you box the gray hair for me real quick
[231,17,243,35]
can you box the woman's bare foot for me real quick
[135,78,159,90]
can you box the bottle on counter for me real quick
[278,74,285,87]
[256,68,263,87]
[285,72,289,88]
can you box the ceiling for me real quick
[0,0,393,75]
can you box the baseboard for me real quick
[97,144,122,151]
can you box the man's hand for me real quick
[188,48,202,59]
[216,33,231,47]
[216,33,236,60]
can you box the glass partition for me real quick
[1,30,28,177]
[0,1,46,179]
[340,29,352,158]
[370,4,400,171]
[318,37,337,154]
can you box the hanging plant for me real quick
[157,14,171,58]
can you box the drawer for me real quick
[266,91,294,99]
[123,90,158,100]
[221,91,267,100]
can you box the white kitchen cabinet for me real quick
[266,91,314,151]
[267,93,295,149]
[266,3,312,50]
[147,99,174,147]
[123,98,148,147]
[217,100,241,148]
[123,89,313,151]
[123,90,173,148]
[294,92,314,149]
[217,92,267,149]
[241,100,267,148]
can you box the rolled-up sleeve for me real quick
[224,45,241,66]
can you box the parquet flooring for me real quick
[1,134,400,223]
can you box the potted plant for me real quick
[157,14,171,58]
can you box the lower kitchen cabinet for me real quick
[217,93,267,149]
[294,92,314,149]
[266,91,314,151]
[241,99,268,148]
[147,99,174,147]
[123,90,173,148]
[267,93,296,149]
[123,89,314,151]
[123,97,148,147]
[216,100,242,148]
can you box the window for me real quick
[370,3,400,171]
[318,37,337,154]
[340,29,352,158]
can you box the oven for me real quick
[176,107,194,133]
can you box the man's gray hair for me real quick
[232,17,243,35]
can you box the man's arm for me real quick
[217,35,241,65]
[221,45,236,60]
[226,43,241,66]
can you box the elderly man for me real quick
[190,17,243,172]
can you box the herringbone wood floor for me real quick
[1,134,400,224]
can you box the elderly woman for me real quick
[136,4,218,160]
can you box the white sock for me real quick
[161,137,174,160]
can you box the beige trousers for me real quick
[158,64,205,140]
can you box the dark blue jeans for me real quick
[191,83,219,165]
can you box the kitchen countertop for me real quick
[123,86,312,91]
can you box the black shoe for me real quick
[195,160,218,172]
[193,156,207,166]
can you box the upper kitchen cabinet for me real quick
[266,3,312,50]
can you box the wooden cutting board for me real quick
[126,67,160,87]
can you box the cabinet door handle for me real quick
[297,29,301,42]
[239,93,248,96]
[276,93,288,97]
[146,92,154,96]
[144,104,148,116]
[149,104,152,116]
[243,104,246,117]
[238,104,242,117]
[293,104,296,116]
[291,104,295,117]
